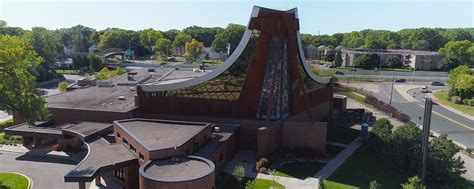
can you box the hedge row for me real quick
[364,95,411,123]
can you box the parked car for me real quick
[166,57,176,61]
[430,81,445,86]
[395,78,406,83]
[334,71,345,75]
[420,86,428,93]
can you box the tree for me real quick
[232,166,245,183]
[438,40,474,67]
[447,65,473,86]
[162,29,179,42]
[453,74,474,99]
[57,25,95,52]
[88,54,104,72]
[212,23,246,54]
[182,26,222,47]
[334,50,342,67]
[139,28,163,55]
[427,134,465,184]
[0,35,49,124]
[26,27,63,66]
[154,38,172,57]
[58,82,68,92]
[98,29,145,55]
[385,57,403,68]
[72,55,90,71]
[369,180,381,189]
[354,53,381,69]
[401,176,425,189]
[437,57,460,71]
[183,39,204,61]
[390,122,422,170]
[96,67,112,80]
[172,33,192,49]
[371,118,393,143]
[0,20,6,27]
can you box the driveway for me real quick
[0,151,89,189]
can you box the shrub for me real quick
[469,99,474,106]
[451,96,462,104]
[58,82,68,92]
[401,176,425,189]
[232,166,245,183]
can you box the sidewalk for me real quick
[313,137,363,180]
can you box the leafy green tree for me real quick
[88,54,104,72]
[154,38,172,57]
[183,39,204,60]
[98,29,145,55]
[453,74,474,99]
[401,176,425,189]
[26,27,63,66]
[232,166,245,183]
[372,118,393,143]
[399,28,444,51]
[57,25,95,52]
[58,82,68,92]
[369,180,381,189]
[334,50,342,67]
[438,40,474,67]
[245,180,255,189]
[354,53,381,69]
[385,57,403,68]
[427,134,465,184]
[139,28,163,55]
[437,57,460,71]
[182,26,222,47]
[212,23,246,54]
[0,20,6,27]
[0,35,49,124]
[390,122,422,170]
[447,65,473,86]
[172,33,192,49]
[72,55,90,71]
[162,29,179,42]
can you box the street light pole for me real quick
[419,98,433,185]
[389,76,395,105]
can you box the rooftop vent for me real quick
[214,126,221,133]
[127,75,135,81]
[118,96,126,100]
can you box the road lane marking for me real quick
[416,104,474,131]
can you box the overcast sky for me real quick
[1,0,473,35]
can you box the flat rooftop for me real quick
[65,138,136,182]
[115,119,210,151]
[143,68,209,85]
[141,156,214,182]
[46,68,170,112]
[61,122,112,141]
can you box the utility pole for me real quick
[389,76,395,105]
[412,67,416,82]
[419,97,433,185]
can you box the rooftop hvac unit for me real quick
[118,96,126,100]
[127,75,135,81]
[96,80,113,87]
[214,126,221,133]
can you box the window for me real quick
[130,145,136,154]
[123,138,128,145]
[113,168,125,181]
[219,154,224,163]
[116,133,121,139]
[139,153,144,161]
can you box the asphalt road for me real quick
[373,82,474,147]
[0,151,88,189]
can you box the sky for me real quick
[0,0,473,35]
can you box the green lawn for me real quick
[219,175,285,189]
[433,91,474,116]
[328,144,412,189]
[0,172,30,189]
[327,145,345,157]
[325,180,359,189]
[274,162,325,179]
[55,70,80,75]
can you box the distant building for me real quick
[202,47,226,60]
[340,48,442,71]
